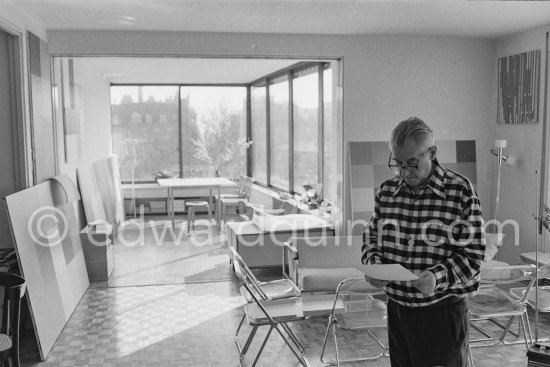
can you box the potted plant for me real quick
[153,169,175,182]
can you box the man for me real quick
[362,117,485,367]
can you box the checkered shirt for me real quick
[361,160,486,307]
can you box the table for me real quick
[227,217,334,268]
[157,177,236,228]
[520,252,550,267]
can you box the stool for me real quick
[186,201,212,233]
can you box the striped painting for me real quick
[497,49,540,125]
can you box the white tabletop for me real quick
[157,177,236,188]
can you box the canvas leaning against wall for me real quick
[4,178,89,360]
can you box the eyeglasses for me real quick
[387,147,433,174]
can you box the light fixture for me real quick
[489,139,516,166]
[487,139,515,259]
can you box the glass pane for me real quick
[111,86,179,182]
[252,85,267,184]
[269,76,289,190]
[179,86,247,178]
[323,64,333,202]
[293,68,319,193]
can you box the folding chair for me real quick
[231,247,308,366]
[468,264,536,356]
[510,264,550,342]
[320,277,388,366]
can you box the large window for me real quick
[111,85,246,182]
[251,84,267,183]
[322,64,333,201]
[250,62,335,202]
[269,75,290,190]
[293,66,319,193]
[111,86,179,182]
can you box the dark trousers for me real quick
[387,296,469,367]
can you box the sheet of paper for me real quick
[363,264,420,281]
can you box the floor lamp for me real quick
[125,139,139,220]
[489,139,515,258]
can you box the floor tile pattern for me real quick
[17,214,550,367]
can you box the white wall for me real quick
[47,30,495,232]
[493,26,550,263]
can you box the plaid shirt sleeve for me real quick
[427,185,486,291]
[361,189,383,265]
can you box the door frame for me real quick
[0,18,31,190]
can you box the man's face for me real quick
[390,139,434,189]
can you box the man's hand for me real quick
[411,271,436,295]
[364,274,388,289]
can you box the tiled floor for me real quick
[18,214,550,366]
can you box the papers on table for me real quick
[363,264,420,281]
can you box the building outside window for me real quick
[292,66,319,194]
[111,85,247,182]
[269,74,290,190]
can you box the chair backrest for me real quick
[235,175,246,195]
[0,272,26,359]
[230,247,268,301]
[242,177,253,199]
[287,236,363,269]
[331,277,387,328]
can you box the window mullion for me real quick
[318,63,324,191]
[288,71,294,193]
[178,87,183,178]
[266,79,271,187]
[246,85,252,177]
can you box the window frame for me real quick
[249,61,330,197]
[110,83,248,184]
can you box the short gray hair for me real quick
[390,117,434,148]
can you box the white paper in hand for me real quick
[363,264,419,281]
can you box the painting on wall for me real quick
[497,49,540,125]
[349,140,477,235]
[60,58,83,162]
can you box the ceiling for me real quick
[9,1,550,84]
[80,57,304,84]
[6,0,550,39]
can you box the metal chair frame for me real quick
[509,264,550,344]
[231,248,308,367]
[468,264,537,367]
[320,277,388,366]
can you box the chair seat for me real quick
[0,333,12,351]
[469,286,526,318]
[240,279,300,302]
[336,297,387,329]
[298,267,365,293]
